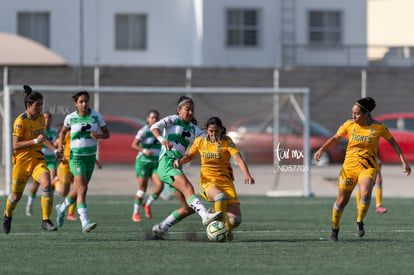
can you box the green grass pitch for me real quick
[0,195,414,275]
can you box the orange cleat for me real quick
[375,206,388,213]
[67,214,78,221]
[132,213,142,222]
[144,204,152,219]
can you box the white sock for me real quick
[145,194,158,206]
[77,206,89,228]
[27,194,35,205]
[59,197,74,213]
[187,196,208,218]
[159,210,181,231]
[133,201,141,214]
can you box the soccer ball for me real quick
[206,220,227,242]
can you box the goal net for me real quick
[1,85,311,197]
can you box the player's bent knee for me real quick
[228,215,242,226]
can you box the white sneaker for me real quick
[202,210,223,226]
[152,224,172,240]
[26,204,33,216]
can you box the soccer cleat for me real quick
[132,213,142,222]
[42,219,57,231]
[55,204,65,227]
[26,204,33,216]
[82,221,97,233]
[356,221,365,237]
[144,204,152,219]
[67,214,78,221]
[3,214,12,234]
[376,206,388,213]
[329,227,339,241]
[152,224,172,240]
[202,210,223,226]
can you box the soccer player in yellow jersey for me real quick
[3,85,61,234]
[56,130,78,221]
[25,112,59,216]
[176,116,255,241]
[314,97,411,241]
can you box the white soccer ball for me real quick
[206,220,227,242]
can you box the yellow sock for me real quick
[375,187,382,207]
[332,203,344,229]
[357,197,371,222]
[5,195,17,217]
[41,189,54,220]
[214,192,227,223]
[54,179,61,193]
[355,188,361,210]
[68,203,76,215]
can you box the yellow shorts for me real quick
[199,182,240,205]
[11,158,49,193]
[338,166,377,191]
[58,162,73,185]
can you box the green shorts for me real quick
[157,154,182,191]
[135,158,158,178]
[46,160,57,171]
[69,154,96,182]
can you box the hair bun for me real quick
[356,97,376,112]
[23,85,32,96]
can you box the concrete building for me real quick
[0,0,367,67]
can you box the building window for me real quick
[308,11,342,46]
[226,9,259,47]
[17,12,50,47]
[115,14,147,50]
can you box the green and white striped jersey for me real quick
[150,114,204,159]
[135,124,161,163]
[63,109,106,157]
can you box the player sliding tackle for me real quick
[150,96,222,240]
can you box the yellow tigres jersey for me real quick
[337,119,392,170]
[188,135,239,185]
[55,131,71,160]
[63,132,71,160]
[13,112,45,163]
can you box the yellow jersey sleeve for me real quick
[188,136,202,157]
[336,120,352,138]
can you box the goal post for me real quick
[1,84,311,197]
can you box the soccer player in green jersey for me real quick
[131,110,164,222]
[150,96,223,240]
[55,91,110,233]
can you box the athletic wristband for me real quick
[157,136,165,143]
[54,149,59,154]
[143,149,149,154]
[33,138,39,144]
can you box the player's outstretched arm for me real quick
[232,152,255,184]
[387,137,411,176]
[314,135,342,163]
